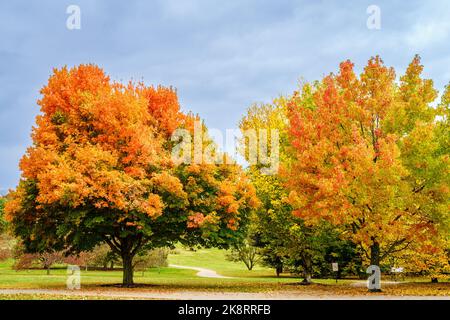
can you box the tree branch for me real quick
[359,244,370,260]
[103,236,121,256]
[412,184,425,194]
[131,235,148,257]
[380,238,409,261]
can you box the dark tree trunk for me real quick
[370,242,380,266]
[301,256,313,285]
[122,253,134,287]
[46,267,50,275]
[276,265,283,277]
[103,234,143,286]
[301,273,312,284]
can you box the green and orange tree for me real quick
[240,100,363,283]
[5,65,258,286]
[284,56,449,277]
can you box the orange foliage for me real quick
[284,56,448,265]
[6,64,259,240]
[7,65,181,220]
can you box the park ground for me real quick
[0,247,448,300]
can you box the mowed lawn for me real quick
[0,247,448,298]
[0,247,303,291]
[168,247,280,277]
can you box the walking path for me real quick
[168,264,232,279]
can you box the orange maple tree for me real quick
[5,64,258,286]
[284,56,449,271]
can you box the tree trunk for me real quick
[301,256,313,285]
[104,234,143,286]
[276,265,283,277]
[122,254,134,287]
[46,267,50,275]
[370,242,380,266]
[301,271,312,285]
[369,242,382,292]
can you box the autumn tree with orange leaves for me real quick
[284,56,449,283]
[5,65,258,286]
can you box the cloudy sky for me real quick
[1,0,450,192]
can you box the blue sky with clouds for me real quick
[1,0,450,192]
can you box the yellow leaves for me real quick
[187,211,222,239]
[286,190,305,209]
[391,237,450,275]
[278,55,450,268]
[217,181,236,205]
[183,166,259,232]
[36,161,84,207]
[248,194,260,209]
[187,164,201,174]
[217,195,234,207]
[216,179,247,218]
[3,188,24,222]
[124,166,145,178]
[19,146,57,180]
[227,203,239,214]
[142,194,164,218]
[150,171,186,201]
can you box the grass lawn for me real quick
[0,247,448,299]
[168,246,283,278]
[0,249,304,291]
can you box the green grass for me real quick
[0,259,197,289]
[168,247,278,278]
[0,248,448,298]
[0,249,352,292]
[0,254,297,291]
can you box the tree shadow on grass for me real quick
[99,283,163,289]
[284,281,326,286]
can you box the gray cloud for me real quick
[1,0,449,190]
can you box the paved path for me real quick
[0,288,448,300]
[168,264,232,279]
[350,281,405,287]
